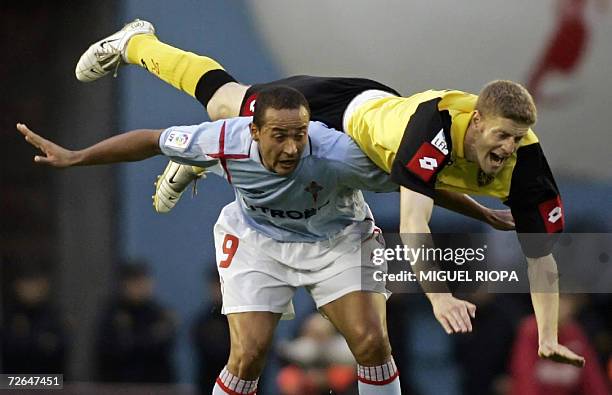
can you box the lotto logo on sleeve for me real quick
[538,196,564,233]
[406,142,447,182]
[165,130,193,151]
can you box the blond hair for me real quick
[476,80,537,126]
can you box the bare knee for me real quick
[206,82,249,120]
[207,102,234,121]
[348,324,392,365]
[227,339,270,379]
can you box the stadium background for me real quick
[2,0,611,394]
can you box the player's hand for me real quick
[484,209,515,231]
[429,293,476,334]
[538,342,585,367]
[17,123,78,168]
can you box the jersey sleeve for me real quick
[308,121,397,193]
[158,121,223,174]
[334,137,398,193]
[505,142,564,257]
[390,98,453,199]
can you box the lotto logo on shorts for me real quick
[406,142,446,182]
[165,130,192,151]
[538,196,564,233]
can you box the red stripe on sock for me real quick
[215,377,257,395]
[357,370,400,386]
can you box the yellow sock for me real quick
[125,34,226,98]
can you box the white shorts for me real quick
[213,202,389,319]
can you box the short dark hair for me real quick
[252,86,311,128]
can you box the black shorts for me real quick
[239,76,400,131]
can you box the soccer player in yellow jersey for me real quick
[75,20,585,368]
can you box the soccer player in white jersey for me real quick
[17,86,405,394]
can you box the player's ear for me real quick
[250,123,260,141]
[472,110,481,125]
[472,110,484,132]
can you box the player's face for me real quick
[252,106,309,176]
[472,112,529,175]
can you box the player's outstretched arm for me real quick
[527,253,586,367]
[400,187,477,334]
[434,190,515,231]
[17,123,162,167]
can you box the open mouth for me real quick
[489,152,506,166]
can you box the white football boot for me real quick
[75,19,155,82]
[153,162,206,213]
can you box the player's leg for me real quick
[124,33,249,120]
[320,292,400,395]
[76,21,399,126]
[213,311,280,394]
[320,291,390,364]
[75,19,248,120]
[212,203,295,393]
[125,41,400,126]
[307,227,400,394]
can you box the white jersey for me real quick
[159,117,396,242]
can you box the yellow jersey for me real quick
[346,89,564,252]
